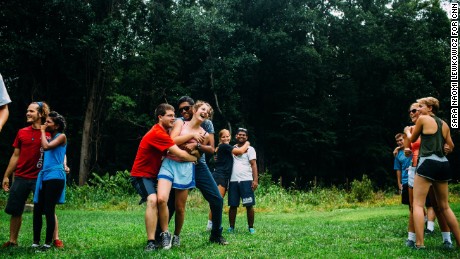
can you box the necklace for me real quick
[31,127,40,141]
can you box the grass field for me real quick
[1,197,460,258]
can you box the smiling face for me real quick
[159,109,176,129]
[26,103,41,124]
[178,101,193,121]
[235,130,248,144]
[408,103,420,123]
[44,116,58,132]
[194,103,209,122]
[417,102,431,115]
[219,129,231,144]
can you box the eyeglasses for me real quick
[408,109,417,114]
[179,106,191,113]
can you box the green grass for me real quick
[2,199,460,258]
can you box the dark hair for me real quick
[155,103,175,122]
[178,96,195,107]
[48,111,66,133]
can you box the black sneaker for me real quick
[40,244,51,251]
[172,235,180,247]
[160,231,172,250]
[209,235,229,245]
[405,239,415,248]
[145,241,158,252]
[424,229,434,235]
[443,241,454,249]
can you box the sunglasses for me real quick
[237,127,248,133]
[179,106,191,113]
[408,109,417,114]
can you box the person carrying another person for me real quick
[130,103,197,251]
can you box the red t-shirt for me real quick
[130,124,175,178]
[13,126,51,179]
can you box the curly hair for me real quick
[48,111,67,133]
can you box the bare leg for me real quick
[9,215,22,244]
[145,194,158,240]
[413,175,431,247]
[432,181,460,246]
[428,187,450,232]
[157,179,172,232]
[229,206,237,228]
[246,206,255,228]
[174,189,189,236]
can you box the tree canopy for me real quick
[0,0,456,189]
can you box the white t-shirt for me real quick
[0,74,12,106]
[230,145,256,182]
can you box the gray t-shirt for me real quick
[0,74,12,106]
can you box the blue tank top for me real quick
[42,133,67,181]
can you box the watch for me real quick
[197,143,201,150]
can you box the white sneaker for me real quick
[31,243,40,248]
[206,220,213,231]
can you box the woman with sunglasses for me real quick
[403,103,452,248]
[405,97,458,249]
[157,101,211,249]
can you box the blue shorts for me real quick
[130,177,157,205]
[158,158,195,190]
[228,181,255,207]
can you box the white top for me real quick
[230,145,256,182]
[0,74,12,106]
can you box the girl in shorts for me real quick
[407,97,458,249]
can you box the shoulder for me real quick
[201,120,214,133]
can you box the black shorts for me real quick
[130,177,157,205]
[401,183,409,205]
[228,181,255,207]
[417,159,451,182]
[212,172,230,189]
[5,177,37,216]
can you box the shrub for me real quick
[347,174,374,202]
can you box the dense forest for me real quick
[0,0,457,189]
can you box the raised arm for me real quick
[232,141,250,156]
[40,126,66,150]
[170,120,204,145]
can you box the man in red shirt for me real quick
[130,103,198,251]
[2,101,64,248]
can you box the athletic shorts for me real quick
[401,183,409,205]
[228,181,255,207]
[408,166,416,188]
[158,158,195,190]
[212,172,230,189]
[5,177,37,216]
[130,177,157,205]
[417,158,451,182]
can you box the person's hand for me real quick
[2,177,10,192]
[190,149,201,159]
[64,165,70,174]
[444,143,452,155]
[192,133,205,143]
[40,124,46,132]
[398,183,403,194]
[252,180,258,191]
[183,143,197,153]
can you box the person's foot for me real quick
[2,241,18,248]
[53,239,64,248]
[443,241,454,249]
[248,227,256,234]
[31,244,40,248]
[172,235,180,247]
[144,241,158,252]
[160,231,172,250]
[412,245,426,250]
[405,239,415,248]
[227,227,234,233]
[209,235,229,245]
[40,244,51,251]
[424,229,434,235]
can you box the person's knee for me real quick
[175,205,185,216]
[157,194,169,206]
[146,195,158,209]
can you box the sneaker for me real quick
[2,241,18,248]
[227,227,234,233]
[248,227,256,234]
[31,244,40,248]
[412,245,426,250]
[172,235,180,247]
[405,239,415,248]
[160,231,172,250]
[424,229,434,235]
[209,235,229,245]
[40,244,51,251]
[443,241,454,249]
[144,241,158,252]
[53,239,64,248]
[206,220,213,231]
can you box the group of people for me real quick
[1,95,69,251]
[130,96,258,251]
[393,96,458,249]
